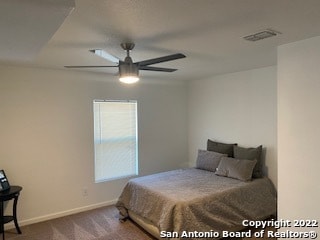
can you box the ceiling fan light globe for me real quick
[119,76,140,84]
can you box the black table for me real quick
[0,186,22,240]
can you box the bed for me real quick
[116,167,277,239]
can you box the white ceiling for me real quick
[1,0,320,82]
[0,0,74,62]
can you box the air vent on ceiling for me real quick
[243,29,281,42]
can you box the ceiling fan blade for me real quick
[89,49,120,63]
[136,53,186,66]
[64,65,118,68]
[139,66,177,72]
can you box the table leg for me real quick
[0,201,4,240]
[13,196,21,234]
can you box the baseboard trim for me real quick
[5,199,118,230]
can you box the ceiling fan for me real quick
[65,43,186,84]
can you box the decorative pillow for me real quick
[233,145,263,178]
[207,139,237,157]
[215,157,257,181]
[196,149,227,172]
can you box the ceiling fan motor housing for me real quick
[119,61,139,77]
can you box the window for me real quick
[93,100,138,182]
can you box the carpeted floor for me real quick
[4,205,154,240]
[4,205,275,240]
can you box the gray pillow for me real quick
[207,139,237,157]
[233,145,263,178]
[215,157,257,181]
[196,149,227,172]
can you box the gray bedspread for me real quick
[116,168,276,238]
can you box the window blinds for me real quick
[94,100,138,182]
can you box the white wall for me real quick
[278,36,320,223]
[0,65,188,225]
[188,66,277,186]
